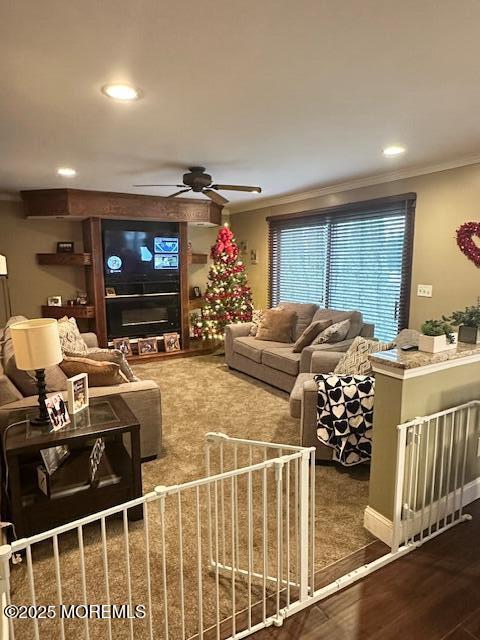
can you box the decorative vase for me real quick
[457,325,480,344]
[418,334,456,353]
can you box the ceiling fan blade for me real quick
[133,184,185,187]
[204,189,229,205]
[167,188,192,198]
[211,184,262,193]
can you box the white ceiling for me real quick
[2,0,480,210]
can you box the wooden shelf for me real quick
[189,296,204,310]
[41,305,95,319]
[37,253,92,266]
[188,253,208,265]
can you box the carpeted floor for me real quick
[9,355,373,640]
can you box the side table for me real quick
[2,395,142,538]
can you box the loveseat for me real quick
[0,317,162,460]
[225,303,374,393]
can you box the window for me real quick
[268,195,415,341]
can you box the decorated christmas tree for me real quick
[195,225,253,339]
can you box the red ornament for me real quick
[456,222,480,267]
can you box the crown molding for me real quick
[229,154,480,214]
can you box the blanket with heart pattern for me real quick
[313,373,374,466]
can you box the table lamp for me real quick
[10,318,63,426]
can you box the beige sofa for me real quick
[0,318,162,461]
[225,303,374,393]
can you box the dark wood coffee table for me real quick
[3,395,142,538]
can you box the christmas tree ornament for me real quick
[195,227,253,339]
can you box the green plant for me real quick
[443,302,480,328]
[421,319,455,343]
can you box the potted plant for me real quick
[443,303,480,344]
[418,319,456,353]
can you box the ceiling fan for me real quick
[133,166,262,205]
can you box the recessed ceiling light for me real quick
[56,167,76,177]
[382,145,406,157]
[101,84,142,101]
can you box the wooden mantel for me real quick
[21,188,223,225]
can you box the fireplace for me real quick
[106,293,180,340]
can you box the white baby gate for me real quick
[0,414,477,640]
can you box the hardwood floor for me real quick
[253,500,480,640]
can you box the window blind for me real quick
[268,195,415,341]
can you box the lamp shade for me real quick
[0,254,7,276]
[10,318,62,370]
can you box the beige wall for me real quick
[187,225,217,294]
[0,200,85,321]
[230,164,480,330]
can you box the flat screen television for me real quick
[103,228,179,281]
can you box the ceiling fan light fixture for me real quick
[102,84,142,101]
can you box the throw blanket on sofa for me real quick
[314,373,374,466]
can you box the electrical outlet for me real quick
[417,284,433,297]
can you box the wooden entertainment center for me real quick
[22,188,222,355]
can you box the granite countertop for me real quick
[370,342,480,370]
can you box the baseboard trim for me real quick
[364,476,480,546]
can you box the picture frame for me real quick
[137,337,159,356]
[191,286,202,298]
[67,373,89,415]
[76,291,88,305]
[113,337,132,357]
[40,444,70,476]
[89,437,106,485]
[45,393,70,431]
[47,295,62,307]
[105,287,116,297]
[57,242,74,253]
[164,332,181,353]
[250,249,258,264]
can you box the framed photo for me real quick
[76,290,88,305]
[191,286,202,298]
[164,332,181,352]
[89,437,106,485]
[67,373,89,415]
[45,393,70,431]
[105,287,116,297]
[250,249,258,265]
[47,295,62,307]
[40,444,70,476]
[57,242,74,253]
[138,337,158,356]
[113,337,132,357]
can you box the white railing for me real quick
[0,415,476,640]
[0,434,315,640]
[392,400,479,552]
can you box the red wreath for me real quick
[456,222,480,267]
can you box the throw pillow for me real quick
[57,317,88,354]
[312,319,351,345]
[64,348,138,382]
[255,308,297,343]
[249,309,265,336]
[334,336,396,376]
[60,357,128,386]
[292,319,332,353]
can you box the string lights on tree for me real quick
[195,225,253,339]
